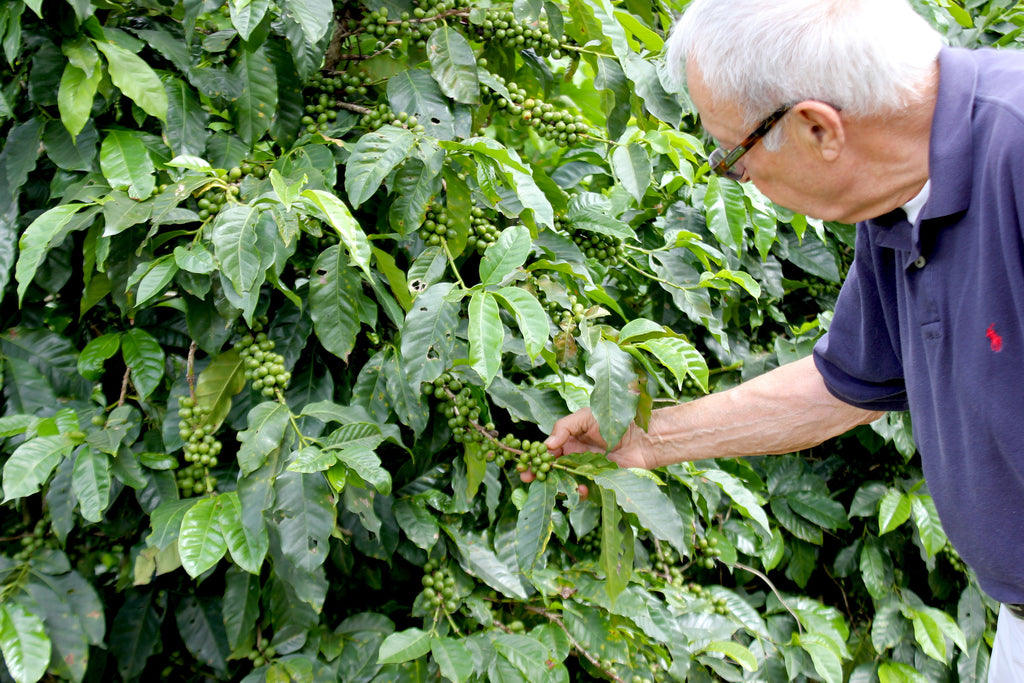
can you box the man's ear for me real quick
[791,101,844,162]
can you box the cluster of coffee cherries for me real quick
[176,396,220,497]
[683,582,730,616]
[360,103,424,133]
[568,229,626,266]
[694,535,722,569]
[194,163,264,220]
[941,542,967,574]
[467,207,500,254]
[526,272,586,329]
[653,545,686,588]
[473,10,563,57]
[418,206,452,246]
[510,439,555,481]
[681,375,702,398]
[195,183,238,222]
[576,528,601,558]
[12,517,51,563]
[424,373,488,443]
[420,560,460,613]
[358,1,466,50]
[244,643,277,669]
[235,330,291,399]
[490,77,595,146]
[300,90,340,135]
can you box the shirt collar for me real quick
[925,46,977,221]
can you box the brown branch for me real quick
[117,367,131,407]
[186,341,198,399]
[525,606,624,682]
[336,101,374,116]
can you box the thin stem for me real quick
[622,258,695,293]
[186,341,198,399]
[525,606,625,682]
[117,367,131,407]
[733,561,803,635]
[440,237,469,290]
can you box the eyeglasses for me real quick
[707,105,792,181]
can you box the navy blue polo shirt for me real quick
[813,47,1024,604]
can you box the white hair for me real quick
[667,0,944,149]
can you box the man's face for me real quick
[686,63,854,222]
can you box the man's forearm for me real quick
[642,355,883,467]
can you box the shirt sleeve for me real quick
[812,226,910,412]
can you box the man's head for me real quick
[667,0,943,220]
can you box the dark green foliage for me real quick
[0,0,1019,681]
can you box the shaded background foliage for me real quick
[0,0,1021,681]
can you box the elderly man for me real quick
[545,0,1024,678]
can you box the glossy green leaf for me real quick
[100,128,157,199]
[94,39,167,121]
[426,26,480,104]
[132,255,179,308]
[175,595,230,675]
[2,435,72,502]
[121,328,165,400]
[636,336,708,391]
[109,590,165,680]
[480,224,532,287]
[336,444,392,495]
[611,142,651,203]
[700,640,758,673]
[378,628,431,665]
[515,477,556,574]
[600,488,633,600]
[229,0,269,40]
[279,0,333,44]
[700,469,771,534]
[4,117,43,195]
[77,332,121,380]
[793,633,843,683]
[859,537,891,600]
[58,62,101,138]
[194,349,247,432]
[910,494,948,556]
[468,291,502,387]
[0,602,51,683]
[387,70,453,140]
[237,401,291,475]
[272,470,335,572]
[72,446,111,522]
[387,158,443,239]
[878,488,911,535]
[344,126,417,208]
[585,339,639,452]
[211,205,263,297]
[230,46,277,145]
[223,567,261,652]
[495,286,548,358]
[430,637,474,683]
[162,76,209,157]
[302,190,374,277]
[218,491,268,573]
[594,468,687,555]
[15,203,91,304]
[445,529,529,599]
[179,495,228,577]
[309,244,364,363]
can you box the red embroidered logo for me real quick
[986,324,1003,352]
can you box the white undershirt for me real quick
[902,180,931,224]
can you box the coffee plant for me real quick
[0,0,1018,681]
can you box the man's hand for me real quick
[545,408,659,469]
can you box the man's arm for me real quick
[545,355,883,469]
